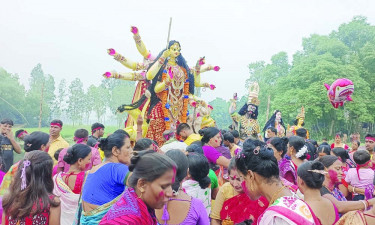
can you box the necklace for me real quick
[268,185,286,206]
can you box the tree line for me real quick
[0,65,135,127]
[209,16,375,140]
[2,16,375,140]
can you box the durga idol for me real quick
[118,40,195,146]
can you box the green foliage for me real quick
[67,78,84,125]
[211,16,375,139]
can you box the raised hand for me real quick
[107,48,116,56]
[162,49,171,58]
[130,26,139,35]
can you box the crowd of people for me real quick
[1,117,375,225]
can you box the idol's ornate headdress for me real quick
[296,106,305,119]
[247,82,260,106]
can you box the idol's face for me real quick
[169,43,181,58]
[247,105,256,115]
[276,112,282,120]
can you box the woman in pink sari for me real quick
[100,150,176,224]
[235,139,320,225]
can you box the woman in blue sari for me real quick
[75,130,133,224]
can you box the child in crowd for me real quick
[345,150,375,200]
[53,148,63,176]
[2,151,61,224]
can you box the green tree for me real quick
[67,78,84,125]
[0,68,28,124]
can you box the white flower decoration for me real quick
[295,145,308,158]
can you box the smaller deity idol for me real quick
[288,106,309,139]
[229,82,261,140]
[263,110,286,141]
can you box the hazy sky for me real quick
[1,0,375,102]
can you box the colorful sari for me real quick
[278,157,297,185]
[182,179,211,215]
[335,210,375,225]
[53,173,80,225]
[257,196,320,225]
[99,187,157,225]
[74,194,122,225]
[0,161,20,196]
[220,193,268,224]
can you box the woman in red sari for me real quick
[100,150,176,225]
[210,158,268,225]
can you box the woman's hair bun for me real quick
[63,147,74,164]
[311,160,325,171]
[98,138,108,150]
[129,150,154,172]
[198,129,205,136]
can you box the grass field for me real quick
[12,125,121,162]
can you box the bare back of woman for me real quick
[306,194,337,225]
[155,192,192,224]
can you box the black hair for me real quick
[238,103,258,119]
[247,139,266,147]
[288,136,307,160]
[267,127,277,135]
[353,150,371,165]
[15,129,26,138]
[230,130,240,139]
[2,151,59,219]
[270,137,288,157]
[186,143,204,155]
[335,132,343,138]
[117,40,195,115]
[54,148,64,161]
[128,150,176,188]
[332,147,350,162]
[99,132,130,158]
[63,144,92,165]
[74,129,89,138]
[23,131,49,152]
[262,110,285,133]
[0,118,14,126]
[91,122,105,131]
[134,138,155,151]
[114,129,128,135]
[317,145,331,156]
[319,155,339,168]
[309,140,318,147]
[293,119,305,126]
[365,134,375,139]
[297,161,325,189]
[199,127,220,144]
[223,132,235,143]
[166,149,189,191]
[321,142,329,146]
[296,128,307,138]
[177,123,191,135]
[353,140,360,147]
[187,153,211,189]
[50,119,63,127]
[235,139,279,182]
